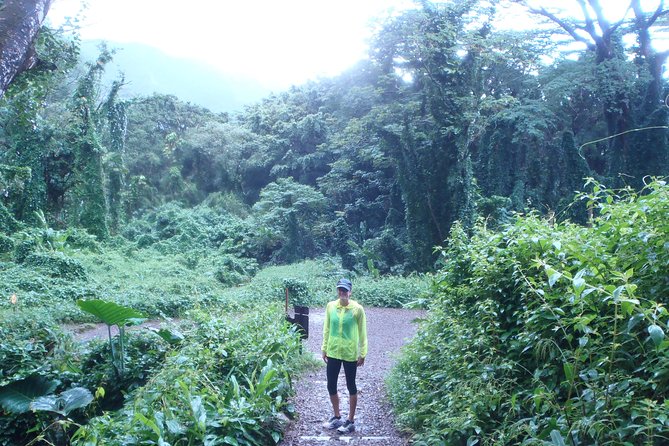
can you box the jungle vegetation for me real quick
[0,0,668,444]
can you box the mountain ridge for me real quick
[80,39,275,113]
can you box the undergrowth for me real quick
[388,179,669,445]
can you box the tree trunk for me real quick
[0,0,53,96]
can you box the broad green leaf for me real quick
[135,412,161,437]
[166,418,185,434]
[548,272,561,287]
[582,287,596,297]
[612,286,624,302]
[77,299,146,326]
[572,277,586,297]
[533,387,543,410]
[563,363,574,383]
[627,314,644,333]
[0,376,58,414]
[31,387,93,416]
[550,430,567,446]
[223,436,240,446]
[620,299,638,316]
[648,325,665,346]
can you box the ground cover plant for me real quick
[0,229,427,445]
[71,305,306,445]
[388,179,669,445]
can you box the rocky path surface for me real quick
[279,307,426,446]
[62,320,166,342]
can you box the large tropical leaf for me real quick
[0,376,58,414]
[77,299,146,326]
[31,387,93,416]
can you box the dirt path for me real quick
[62,320,167,342]
[279,307,426,446]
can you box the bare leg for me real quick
[348,393,357,421]
[330,393,341,417]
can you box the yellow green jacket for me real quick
[322,299,367,362]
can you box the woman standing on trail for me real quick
[321,278,367,434]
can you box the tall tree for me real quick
[515,0,669,184]
[68,50,114,238]
[370,0,498,269]
[103,79,127,234]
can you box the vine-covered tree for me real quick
[516,0,669,185]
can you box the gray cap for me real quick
[336,278,352,292]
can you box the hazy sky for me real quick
[48,0,413,90]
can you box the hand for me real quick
[357,356,365,366]
[322,351,328,363]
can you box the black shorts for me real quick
[326,357,357,395]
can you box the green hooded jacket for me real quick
[321,299,367,362]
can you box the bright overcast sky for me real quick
[48,0,414,90]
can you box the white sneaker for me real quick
[323,416,344,429]
[337,420,355,434]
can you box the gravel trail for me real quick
[279,307,426,446]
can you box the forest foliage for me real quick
[0,0,668,444]
[1,0,667,272]
[388,179,669,444]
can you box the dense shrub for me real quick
[13,239,38,263]
[72,306,306,445]
[122,201,248,253]
[352,274,429,308]
[388,179,669,445]
[64,228,102,252]
[213,253,259,286]
[283,277,311,306]
[0,311,76,446]
[360,229,410,275]
[262,261,429,308]
[0,311,63,385]
[78,331,170,410]
[0,234,13,254]
[24,252,88,280]
[0,202,20,234]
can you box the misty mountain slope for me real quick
[80,39,273,112]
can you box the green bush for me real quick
[64,228,101,252]
[352,275,430,308]
[73,306,305,445]
[0,311,63,385]
[0,202,20,234]
[24,252,88,280]
[388,179,669,445]
[360,229,410,275]
[0,311,75,446]
[0,234,14,254]
[283,278,310,306]
[13,239,37,263]
[135,233,157,248]
[79,331,170,410]
[213,253,259,286]
[122,201,248,253]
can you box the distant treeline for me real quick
[0,0,667,271]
